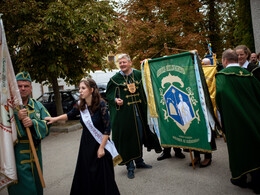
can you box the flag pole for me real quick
[19,105,45,188]
[1,16,45,189]
[189,149,195,169]
[26,127,45,188]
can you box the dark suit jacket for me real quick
[247,63,260,82]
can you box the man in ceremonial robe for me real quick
[216,49,260,193]
[8,72,51,195]
[106,54,161,179]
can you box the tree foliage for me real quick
[234,0,255,52]
[1,0,119,115]
[218,0,237,51]
[118,0,207,67]
[118,0,255,64]
[200,0,223,57]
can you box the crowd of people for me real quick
[8,45,260,194]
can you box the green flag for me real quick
[145,52,211,152]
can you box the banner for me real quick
[0,17,22,190]
[202,65,219,121]
[143,52,211,152]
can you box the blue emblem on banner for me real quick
[164,85,195,126]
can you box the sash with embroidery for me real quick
[80,106,122,166]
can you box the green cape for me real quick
[216,67,260,179]
[106,69,161,164]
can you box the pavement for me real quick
[0,127,255,195]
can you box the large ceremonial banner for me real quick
[144,52,211,152]
[0,17,22,190]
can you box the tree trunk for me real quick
[51,76,63,116]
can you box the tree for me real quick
[200,0,223,57]
[1,0,119,115]
[234,0,255,52]
[118,0,207,68]
[218,0,237,51]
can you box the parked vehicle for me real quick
[37,83,107,117]
[37,89,80,118]
[97,83,107,101]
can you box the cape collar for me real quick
[26,98,35,109]
[119,68,133,76]
[226,63,240,68]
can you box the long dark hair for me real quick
[78,78,101,113]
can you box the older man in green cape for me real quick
[106,54,161,179]
[8,72,51,195]
[216,49,260,193]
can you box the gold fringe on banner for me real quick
[144,59,158,118]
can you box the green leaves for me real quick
[1,0,120,84]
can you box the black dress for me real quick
[67,101,120,195]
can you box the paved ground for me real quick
[0,128,254,195]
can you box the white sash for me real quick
[80,106,122,166]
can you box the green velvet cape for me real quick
[106,69,161,165]
[216,66,260,179]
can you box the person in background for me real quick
[234,45,260,81]
[250,53,260,66]
[8,72,51,195]
[216,49,260,194]
[45,78,120,195]
[157,147,185,161]
[234,45,251,68]
[202,58,211,65]
[106,54,162,179]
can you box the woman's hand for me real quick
[97,147,105,158]
[44,116,56,125]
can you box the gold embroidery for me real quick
[127,100,142,106]
[21,159,34,164]
[19,140,29,143]
[20,150,31,154]
[126,93,140,98]
[127,83,136,93]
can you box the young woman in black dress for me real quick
[45,78,120,195]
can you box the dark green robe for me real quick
[8,98,51,195]
[216,66,260,180]
[106,69,161,165]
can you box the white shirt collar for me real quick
[242,61,249,68]
[226,63,240,68]
[119,68,133,76]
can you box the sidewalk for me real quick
[49,120,81,133]
[0,128,254,195]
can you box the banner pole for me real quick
[189,149,195,169]
[25,127,45,188]
[164,43,170,55]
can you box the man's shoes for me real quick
[157,152,171,161]
[230,177,248,188]
[200,159,212,168]
[136,163,152,169]
[175,152,185,159]
[189,157,201,166]
[127,170,135,179]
